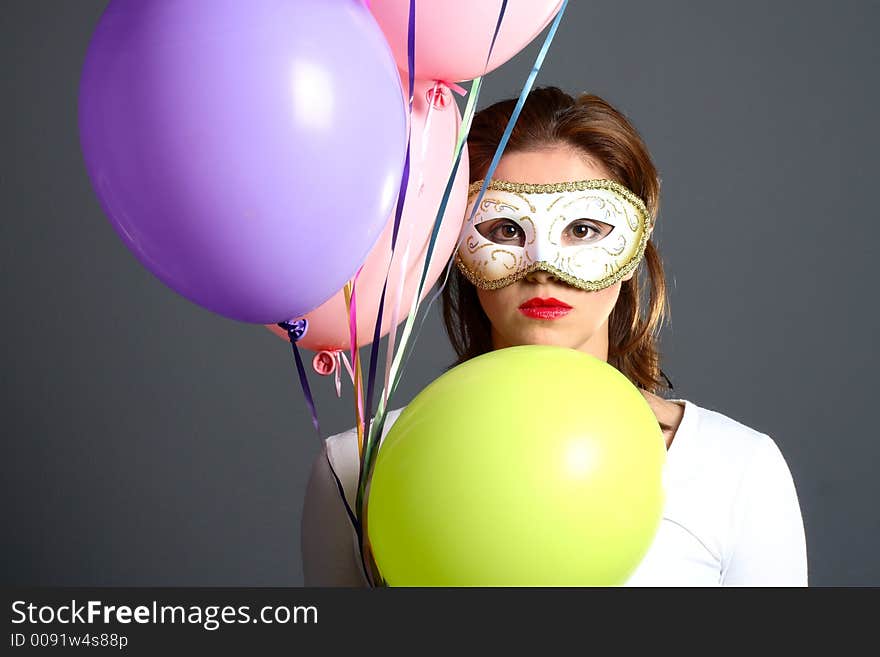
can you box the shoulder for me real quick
[691,402,799,496]
[317,407,407,510]
[672,398,797,505]
[662,400,805,576]
[681,403,808,584]
[686,400,776,461]
[681,400,773,454]
[325,407,407,467]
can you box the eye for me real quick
[563,219,613,245]
[476,219,525,247]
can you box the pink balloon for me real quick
[266,77,469,351]
[369,0,563,83]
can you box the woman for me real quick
[300,87,808,586]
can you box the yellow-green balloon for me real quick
[365,345,666,586]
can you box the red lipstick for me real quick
[518,297,572,320]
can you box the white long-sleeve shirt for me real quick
[300,399,808,586]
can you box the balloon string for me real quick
[360,139,409,446]
[278,319,321,437]
[370,0,570,457]
[485,0,509,71]
[440,80,468,96]
[278,318,367,581]
[361,75,486,490]
[360,0,415,439]
[352,272,365,429]
[339,350,355,383]
[357,0,416,518]
[467,0,568,229]
[343,278,364,457]
[383,225,414,410]
[400,0,571,379]
[357,0,530,587]
[355,0,570,587]
[348,0,416,590]
[416,82,438,194]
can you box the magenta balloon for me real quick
[79,0,406,324]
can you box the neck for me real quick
[575,317,610,361]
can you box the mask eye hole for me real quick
[562,218,614,245]
[476,219,526,247]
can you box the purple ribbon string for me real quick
[361,0,416,474]
[278,317,364,573]
[277,318,321,437]
[362,1,510,478]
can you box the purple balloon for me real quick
[79,0,406,324]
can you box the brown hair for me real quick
[441,86,672,393]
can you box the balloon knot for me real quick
[278,318,308,343]
[438,80,468,96]
[426,83,452,110]
[312,350,338,376]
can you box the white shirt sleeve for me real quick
[720,437,808,586]
[300,442,370,587]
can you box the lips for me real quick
[519,297,572,309]
[518,297,572,320]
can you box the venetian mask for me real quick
[455,179,652,291]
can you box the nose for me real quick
[523,268,561,285]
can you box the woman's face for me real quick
[475,145,634,359]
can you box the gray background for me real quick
[2,0,877,586]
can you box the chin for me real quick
[511,326,587,350]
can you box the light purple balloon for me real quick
[79,0,406,324]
